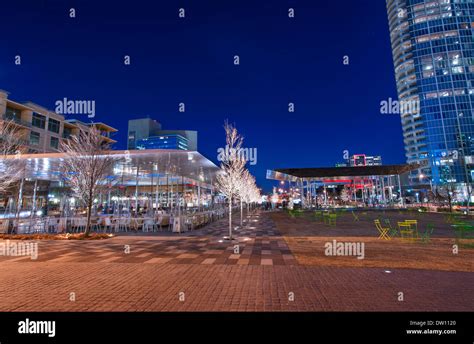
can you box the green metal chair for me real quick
[295,209,304,217]
[313,210,323,222]
[419,223,434,244]
[384,219,398,237]
[323,212,330,224]
[328,213,337,227]
[452,222,474,240]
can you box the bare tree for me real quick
[237,169,260,226]
[339,187,350,205]
[216,122,247,240]
[436,183,457,212]
[237,169,250,227]
[60,127,118,236]
[0,120,27,194]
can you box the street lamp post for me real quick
[419,174,433,207]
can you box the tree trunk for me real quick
[240,199,243,227]
[228,199,232,240]
[448,193,453,213]
[466,185,471,215]
[85,199,92,237]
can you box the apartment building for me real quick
[0,90,117,153]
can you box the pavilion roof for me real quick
[3,149,220,185]
[267,164,419,181]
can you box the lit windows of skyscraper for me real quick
[136,134,189,150]
[386,0,474,192]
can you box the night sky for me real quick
[1,0,405,191]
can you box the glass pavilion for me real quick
[0,149,221,219]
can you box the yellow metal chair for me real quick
[351,211,359,222]
[404,219,418,238]
[374,220,391,240]
[398,221,415,243]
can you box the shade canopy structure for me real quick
[267,164,421,208]
[3,149,220,187]
[267,164,419,182]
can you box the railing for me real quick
[2,114,32,128]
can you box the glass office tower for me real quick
[136,134,189,150]
[387,0,474,197]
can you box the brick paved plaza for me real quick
[0,211,472,311]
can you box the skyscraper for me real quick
[127,118,198,151]
[386,0,474,195]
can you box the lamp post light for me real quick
[419,174,433,206]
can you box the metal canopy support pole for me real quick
[301,178,305,208]
[135,165,140,215]
[398,174,404,207]
[306,180,309,207]
[323,183,327,206]
[107,188,111,213]
[386,176,391,204]
[150,168,154,214]
[198,182,201,212]
[170,175,174,214]
[167,174,170,210]
[179,175,184,217]
[361,178,365,204]
[155,165,160,214]
[16,177,24,217]
[31,179,38,218]
[353,179,356,202]
[13,176,25,234]
[370,176,375,205]
[376,177,380,205]
[381,176,386,204]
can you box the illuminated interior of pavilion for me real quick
[266,164,419,208]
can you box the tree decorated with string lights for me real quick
[216,122,247,240]
[60,127,118,236]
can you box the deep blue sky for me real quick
[1,0,405,191]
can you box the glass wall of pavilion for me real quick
[0,150,223,220]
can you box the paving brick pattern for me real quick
[0,211,472,311]
[0,213,297,266]
[0,262,472,311]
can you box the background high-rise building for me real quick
[350,154,383,167]
[127,118,162,150]
[386,0,474,193]
[127,118,197,151]
[335,154,382,167]
[136,134,189,150]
